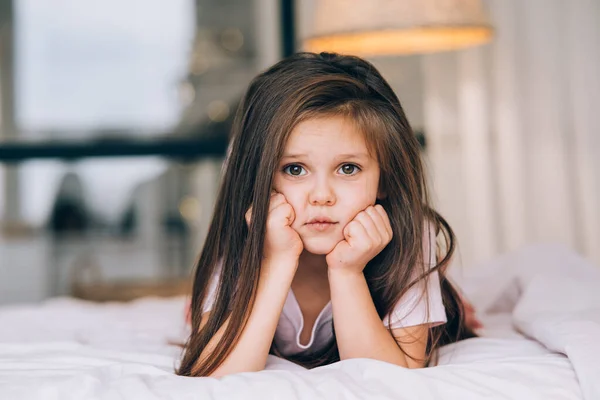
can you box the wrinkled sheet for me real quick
[0,244,598,399]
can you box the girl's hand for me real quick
[326,205,393,275]
[246,192,303,263]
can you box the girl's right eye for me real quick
[283,164,306,176]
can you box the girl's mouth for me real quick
[305,218,338,232]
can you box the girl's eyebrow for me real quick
[281,153,307,159]
[334,153,370,160]
[281,152,370,160]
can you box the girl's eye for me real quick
[283,164,306,176]
[338,164,360,175]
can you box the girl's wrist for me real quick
[327,267,364,281]
[263,254,299,270]
[260,255,298,280]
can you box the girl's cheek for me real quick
[341,184,376,209]
[360,177,379,205]
[273,183,302,208]
[283,189,304,210]
[271,179,289,198]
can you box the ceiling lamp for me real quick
[304,0,493,56]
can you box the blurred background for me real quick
[0,0,598,306]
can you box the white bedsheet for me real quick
[0,244,598,399]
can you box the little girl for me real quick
[177,52,477,378]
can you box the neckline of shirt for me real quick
[285,289,333,350]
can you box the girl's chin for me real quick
[300,237,340,255]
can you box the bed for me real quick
[0,244,598,399]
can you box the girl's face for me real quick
[273,115,382,255]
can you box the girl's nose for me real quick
[308,178,336,206]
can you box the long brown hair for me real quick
[177,52,474,377]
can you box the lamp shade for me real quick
[304,0,493,56]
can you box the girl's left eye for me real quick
[338,164,360,175]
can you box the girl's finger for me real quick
[245,206,253,226]
[354,210,383,245]
[271,201,296,226]
[365,206,390,241]
[269,192,286,212]
[374,204,393,237]
[247,192,289,226]
[344,219,370,249]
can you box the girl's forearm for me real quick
[203,256,298,377]
[328,270,411,367]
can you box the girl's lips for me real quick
[305,221,338,232]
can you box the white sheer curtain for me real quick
[423,0,600,268]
